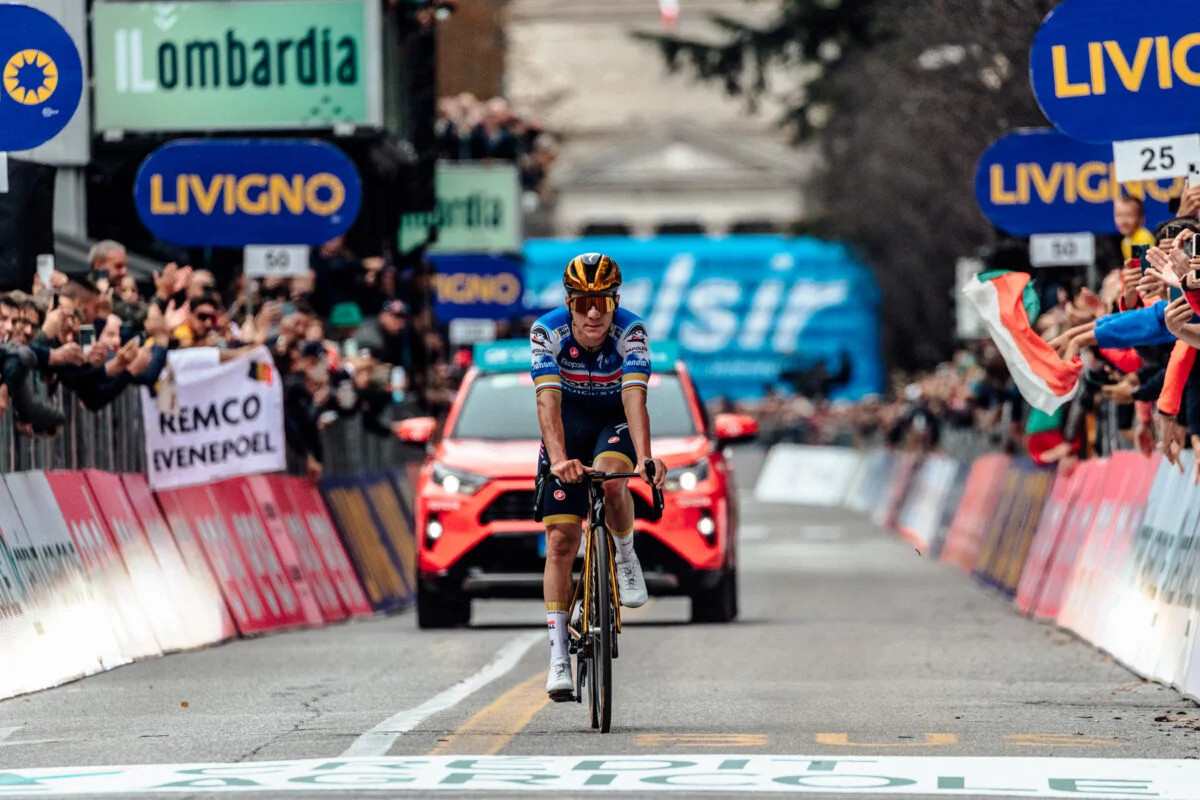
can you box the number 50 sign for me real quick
[243,245,310,278]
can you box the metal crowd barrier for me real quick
[0,380,417,477]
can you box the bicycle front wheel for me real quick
[589,524,614,733]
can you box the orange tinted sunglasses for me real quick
[568,293,617,314]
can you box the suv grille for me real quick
[479,489,657,524]
[480,490,537,523]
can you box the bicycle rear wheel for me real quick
[589,524,614,733]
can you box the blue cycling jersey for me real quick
[529,306,652,414]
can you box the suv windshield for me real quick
[450,372,700,440]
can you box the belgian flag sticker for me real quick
[248,361,274,385]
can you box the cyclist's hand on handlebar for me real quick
[551,459,589,484]
[639,457,667,490]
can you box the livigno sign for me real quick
[134,139,362,247]
[398,163,522,255]
[975,129,1179,236]
[1030,0,1200,142]
[91,0,381,133]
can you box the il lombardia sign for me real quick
[91,0,381,132]
[399,163,522,255]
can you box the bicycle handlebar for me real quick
[585,471,639,481]
[534,460,666,523]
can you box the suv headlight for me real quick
[664,459,709,492]
[432,463,487,495]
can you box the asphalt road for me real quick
[1,448,1199,798]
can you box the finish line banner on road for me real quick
[0,755,1193,797]
[141,347,285,490]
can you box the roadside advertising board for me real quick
[1030,0,1200,143]
[975,129,1179,236]
[398,163,522,255]
[430,254,524,322]
[134,139,361,248]
[91,0,382,133]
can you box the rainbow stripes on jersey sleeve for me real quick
[618,319,652,393]
[530,322,561,395]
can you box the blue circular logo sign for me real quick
[0,4,82,151]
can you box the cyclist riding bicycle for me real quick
[531,252,667,700]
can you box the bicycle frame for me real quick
[566,473,633,646]
[536,461,664,731]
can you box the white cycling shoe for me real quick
[616,555,648,608]
[546,658,574,701]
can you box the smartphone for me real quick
[35,254,54,288]
[1170,286,1186,304]
[77,323,95,353]
[1167,223,1186,240]
[94,269,109,284]
[1131,243,1150,271]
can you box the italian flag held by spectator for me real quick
[963,270,1081,415]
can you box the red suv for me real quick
[397,341,758,628]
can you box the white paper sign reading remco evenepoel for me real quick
[141,346,285,490]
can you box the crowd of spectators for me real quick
[736,342,1016,458]
[742,186,1200,474]
[0,236,483,480]
[435,93,559,211]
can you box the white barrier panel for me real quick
[754,445,863,506]
[122,474,238,647]
[896,456,961,555]
[1,473,120,688]
[0,480,100,699]
[82,471,192,653]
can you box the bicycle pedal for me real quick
[548,689,575,703]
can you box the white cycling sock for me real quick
[546,604,568,662]
[611,526,635,563]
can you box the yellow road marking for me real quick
[816,733,957,747]
[429,672,549,755]
[1005,734,1117,747]
[636,733,769,748]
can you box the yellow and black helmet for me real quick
[563,252,622,293]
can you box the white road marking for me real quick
[0,755,1195,796]
[741,525,770,541]
[0,725,66,747]
[340,632,542,757]
[799,524,846,541]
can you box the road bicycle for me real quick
[535,461,663,732]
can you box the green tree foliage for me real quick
[637,0,1058,370]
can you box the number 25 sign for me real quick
[1112,134,1200,183]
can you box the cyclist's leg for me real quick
[593,421,638,558]
[593,423,646,607]
[539,442,587,696]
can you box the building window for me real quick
[655,220,706,235]
[730,219,780,234]
[581,221,633,236]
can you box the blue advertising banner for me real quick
[429,254,523,321]
[1030,0,1200,143]
[0,4,83,151]
[976,129,1181,236]
[134,139,362,247]
[522,235,883,402]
